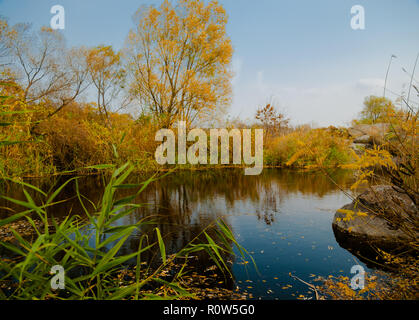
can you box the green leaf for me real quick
[46,177,79,205]
[0,140,31,146]
[3,178,47,196]
[92,227,135,276]
[112,144,119,159]
[155,228,166,264]
[84,164,115,170]
[0,209,33,227]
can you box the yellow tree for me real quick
[125,0,233,128]
[85,45,128,123]
[359,95,396,124]
[0,19,13,78]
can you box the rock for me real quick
[332,185,418,246]
[353,135,372,144]
[347,123,390,146]
[347,123,390,138]
[347,126,367,139]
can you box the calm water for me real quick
[1,168,377,299]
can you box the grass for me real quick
[0,162,253,300]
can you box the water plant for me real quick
[0,162,252,299]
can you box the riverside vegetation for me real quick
[0,0,418,300]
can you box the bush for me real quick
[0,82,160,177]
[264,127,352,168]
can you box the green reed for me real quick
[0,162,253,300]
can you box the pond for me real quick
[1,168,380,299]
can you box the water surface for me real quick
[2,168,377,299]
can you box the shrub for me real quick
[0,82,160,177]
[264,127,352,168]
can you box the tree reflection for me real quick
[0,168,354,283]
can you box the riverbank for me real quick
[1,87,357,179]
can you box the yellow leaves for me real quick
[336,209,354,215]
[148,7,161,26]
[296,140,305,147]
[286,148,306,166]
[343,144,398,191]
[268,127,352,168]
[86,46,121,74]
[336,208,368,224]
[359,95,397,124]
[319,271,396,300]
[40,26,56,34]
[356,211,368,217]
[336,209,354,222]
[127,0,232,126]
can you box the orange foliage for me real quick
[0,82,159,177]
[264,127,352,168]
[126,0,233,128]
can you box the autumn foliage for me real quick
[126,0,233,128]
[264,126,352,168]
[0,82,159,177]
[0,0,234,176]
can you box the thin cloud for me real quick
[231,74,388,127]
[356,78,385,90]
[231,58,243,86]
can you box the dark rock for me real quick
[353,135,372,144]
[333,185,418,246]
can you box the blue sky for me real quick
[1,0,418,126]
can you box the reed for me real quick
[0,162,252,299]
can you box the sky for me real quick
[1,0,418,127]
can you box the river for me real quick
[1,168,382,299]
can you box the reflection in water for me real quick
[2,168,381,299]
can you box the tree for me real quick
[2,24,90,133]
[85,45,128,124]
[0,18,13,79]
[255,104,289,140]
[8,24,67,103]
[359,95,396,124]
[6,24,89,112]
[125,0,233,128]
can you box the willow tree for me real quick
[125,0,233,128]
